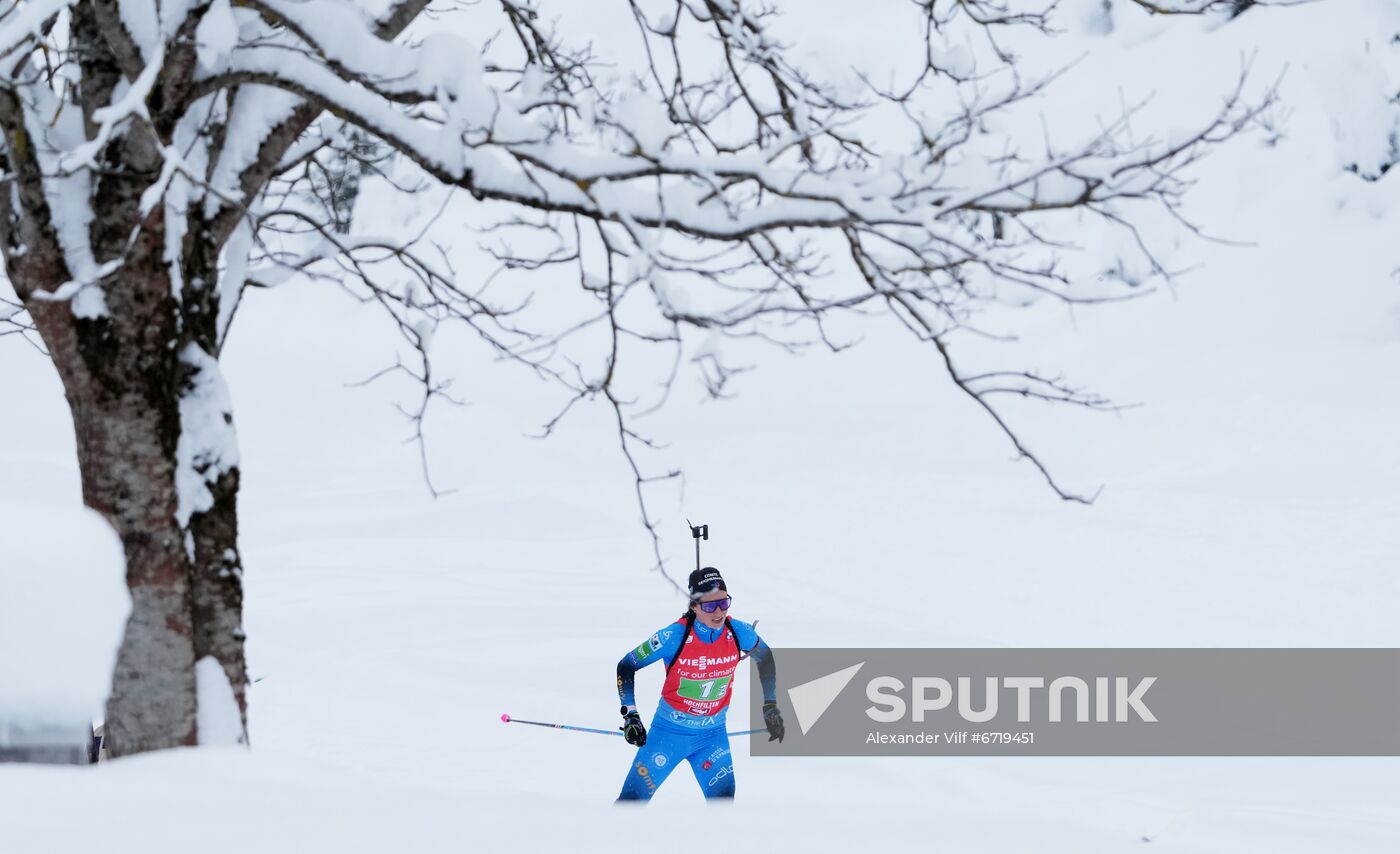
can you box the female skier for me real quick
[615,566,784,802]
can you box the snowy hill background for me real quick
[3,0,1399,851]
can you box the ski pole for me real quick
[501,714,620,736]
[501,714,764,738]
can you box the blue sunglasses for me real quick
[696,596,732,613]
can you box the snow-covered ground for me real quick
[2,1,1399,851]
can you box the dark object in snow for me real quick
[0,721,96,765]
[91,723,109,763]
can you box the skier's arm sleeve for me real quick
[616,658,638,709]
[749,638,778,705]
[616,625,683,709]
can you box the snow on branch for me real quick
[0,0,1281,580]
[0,0,79,62]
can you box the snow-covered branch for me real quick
[0,0,1279,575]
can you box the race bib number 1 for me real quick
[676,675,731,701]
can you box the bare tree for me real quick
[0,0,1272,756]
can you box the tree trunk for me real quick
[188,469,250,733]
[2,9,250,758]
[26,274,198,754]
[21,237,249,755]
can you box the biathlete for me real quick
[615,566,784,802]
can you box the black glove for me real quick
[762,702,785,743]
[621,708,647,746]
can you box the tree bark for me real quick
[1,2,263,758]
[25,252,199,755]
[188,469,250,734]
[19,226,250,755]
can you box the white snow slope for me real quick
[2,1,1398,852]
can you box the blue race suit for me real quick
[615,617,777,802]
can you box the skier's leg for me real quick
[687,731,735,800]
[615,723,687,803]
